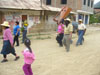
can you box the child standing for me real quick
[22,39,35,75]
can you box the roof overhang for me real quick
[77,10,93,14]
[70,11,77,14]
[42,5,61,12]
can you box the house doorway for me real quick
[85,15,88,25]
[22,15,27,21]
[22,15,27,26]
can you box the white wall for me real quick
[82,0,94,13]
[45,15,57,31]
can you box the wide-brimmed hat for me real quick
[1,21,10,27]
[78,19,83,22]
[64,18,71,22]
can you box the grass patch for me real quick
[36,36,51,40]
[19,33,51,38]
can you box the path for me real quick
[0,26,100,75]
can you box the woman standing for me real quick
[56,20,64,47]
[53,16,64,47]
[13,21,20,46]
[76,19,86,46]
[0,21,20,63]
[63,18,73,52]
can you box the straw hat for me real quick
[78,19,83,22]
[1,21,10,27]
[64,18,71,22]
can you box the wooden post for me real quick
[40,0,43,7]
[0,11,3,33]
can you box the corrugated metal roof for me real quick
[42,5,61,11]
[0,0,61,11]
[0,0,43,10]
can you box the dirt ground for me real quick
[0,26,100,75]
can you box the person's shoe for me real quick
[16,45,19,47]
[59,44,63,47]
[14,56,20,61]
[80,43,83,45]
[66,49,69,52]
[76,44,79,46]
[59,45,63,47]
[1,59,8,63]
[82,38,84,42]
[66,50,69,52]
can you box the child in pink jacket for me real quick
[22,39,35,75]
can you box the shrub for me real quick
[89,14,100,24]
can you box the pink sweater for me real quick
[57,24,64,33]
[3,28,13,46]
[22,48,35,64]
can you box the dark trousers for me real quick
[3,52,16,58]
[22,30,27,43]
[56,33,64,46]
[13,35,19,46]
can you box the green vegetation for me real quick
[36,36,51,40]
[20,27,24,32]
[19,33,51,40]
[90,14,100,24]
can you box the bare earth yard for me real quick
[0,26,100,75]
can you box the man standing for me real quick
[63,18,73,52]
[76,19,86,46]
[22,20,28,43]
[13,21,20,46]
